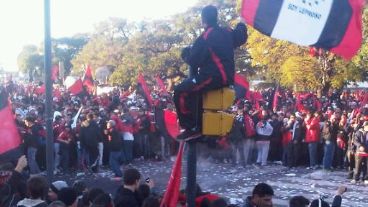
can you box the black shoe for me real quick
[177,129,201,141]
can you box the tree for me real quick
[72,0,255,86]
[53,35,88,77]
[71,18,134,76]
[17,45,44,82]
[281,56,320,91]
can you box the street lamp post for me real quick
[44,0,54,182]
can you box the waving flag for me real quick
[241,0,364,59]
[137,73,154,107]
[0,89,21,156]
[234,74,250,100]
[160,142,184,207]
[64,76,84,95]
[164,109,180,139]
[156,75,168,94]
[83,65,94,94]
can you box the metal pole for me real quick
[186,139,197,207]
[44,0,54,182]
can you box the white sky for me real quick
[0,0,199,71]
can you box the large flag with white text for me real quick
[241,0,364,59]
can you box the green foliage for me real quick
[53,35,88,76]
[281,56,320,91]
[17,45,44,81]
[246,7,368,91]
[69,0,250,86]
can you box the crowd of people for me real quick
[5,80,368,181]
[0,79,365,206]
[1,155,348,207]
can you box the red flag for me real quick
[137,73,153,107]
[51,65,59,82]
[65,77,84,95]
[272,86,279,111]
[83,65,94,93]
[295,93,306,112]
[160,142,185,207]
[234,74,250,99]
[156,76,168,94]
[164,109,180,139]
[250,91,263,110]
[0,89,21,155]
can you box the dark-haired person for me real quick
[57,188,77,207]
[305,112,321,170]
[174,5,248,140]
[17,176,48,207]
[114,168,142,207]
[91,193,113,207]
[309,186,346,207]
[142,196,160,207]
[24,116,43,174]
[289,196,310,207]
[57,125,73,173]
[243,183,274,207]
[80,113,101,173]
[0,155,27,207]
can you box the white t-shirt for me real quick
[123,132,134,141]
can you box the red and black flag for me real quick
[0,88,22,161]
[160,142,184,207]
[241,0,365,59]
[137,73,154,107]
[82,65,94,94]
[234,73,250,100]
[155,75,168,95]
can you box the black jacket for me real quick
[353,129,368,152]
[114,187,142,207]
[80,120,101,150]
[107,128,123,152]
[229,114,245,144]
[24,124,44,148]
[185,23,247,85]
[0,171,27,207]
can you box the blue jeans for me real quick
[109,151,122,177]
[60,143,70,171]
[323,141,335,169]
[123,140,134,163]
[27,147,41,174]
[308,142,318,167]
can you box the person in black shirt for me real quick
[104,120,123,178]
[24,116,43,174]
[173,5,247,140]
[114,168,142,207]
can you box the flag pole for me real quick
[44,0,54,182]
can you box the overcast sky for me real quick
[0,0,199,71]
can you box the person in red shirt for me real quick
[304,111,321,169]
[57,125,73,172]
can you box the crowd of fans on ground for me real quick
[1,155,348,207]
[0,80,367,206]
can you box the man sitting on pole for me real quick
[174,5,248,140]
